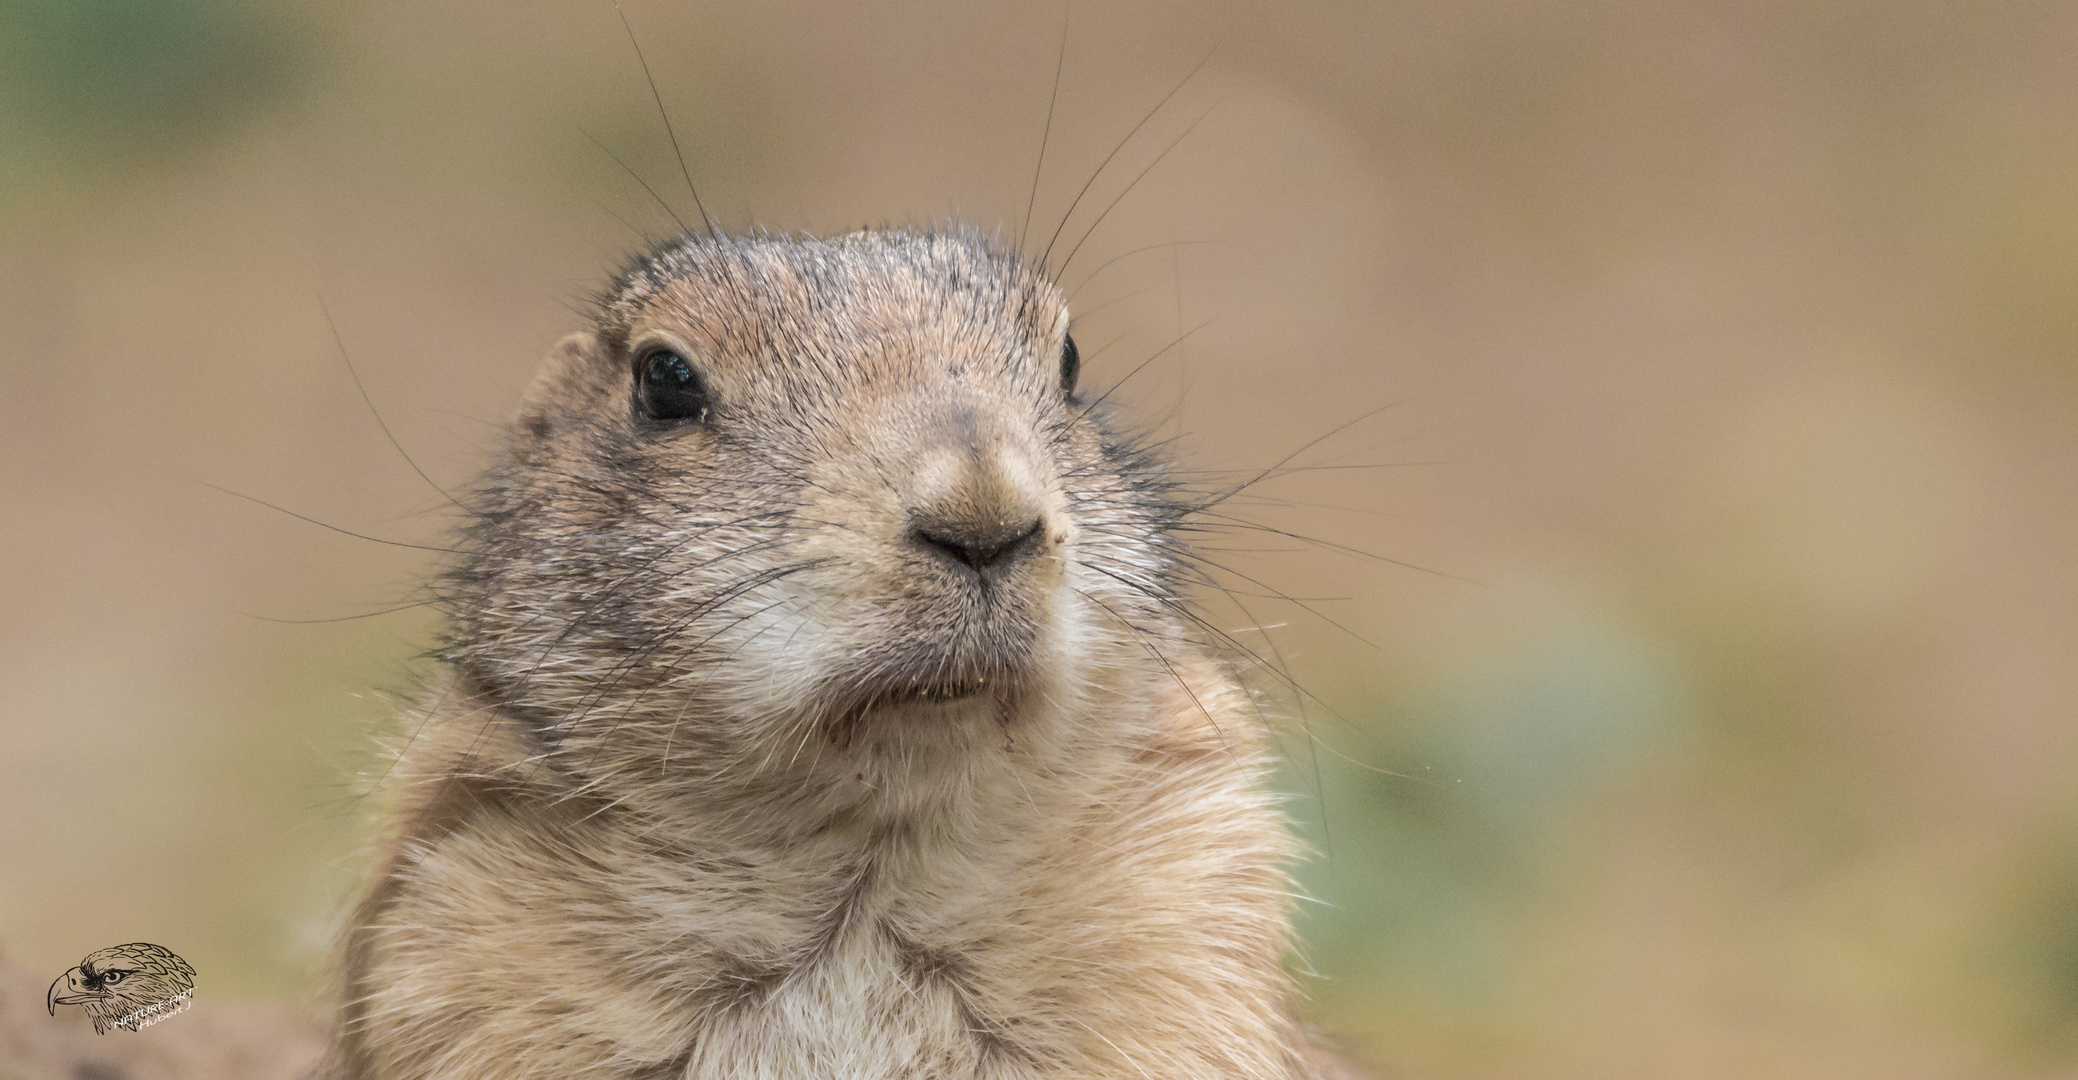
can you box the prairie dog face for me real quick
[454,228,1180,812]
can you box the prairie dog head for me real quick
[453,228,1183,819]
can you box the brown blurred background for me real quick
[3,0,2077,1076]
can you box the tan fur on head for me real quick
[317,227,1350,1079]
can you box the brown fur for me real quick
[315,228,1349,1079]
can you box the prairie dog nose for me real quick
[913,513,1043,572]
[905,421,1049,578]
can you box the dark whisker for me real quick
[564,559,832,778]
[1056,100,1222,279]
[197,480,466,555]
[1209,583,1335,858]
[1066,282,1160,322]
[1042,44,1220,269]
[1093,527,1380,648]
[319,297,490,523]
[1067,240,1219,301]
[1075,319,1214,421]
[1074,586,1233,754]
[236,599,443,624]
[1194,401,1407,513]
[614,0,715,236]
[593,197,651,242]
[1186,510,1474,584]
[1020,7,1071,253]
[581,127,690,236]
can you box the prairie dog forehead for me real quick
[603,230,1069,405]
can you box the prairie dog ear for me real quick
[515,332,604,439]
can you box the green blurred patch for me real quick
[1992,812,2078,1059]
[0,0,302,193]
[1280,614,1693,1018]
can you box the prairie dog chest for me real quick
[616,819,1041,1078]
[680,915,1011,1080]
[384,799,1036,1077]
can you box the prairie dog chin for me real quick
[317,228,1353,1079]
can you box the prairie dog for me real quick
[317,228,1356,1079]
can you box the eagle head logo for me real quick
[47,943,196,1034]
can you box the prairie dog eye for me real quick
[638,348,709,423]
[1060,333,1080,396]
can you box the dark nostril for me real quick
[913,517,1044,574]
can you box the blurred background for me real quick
[3,0,2076,1076]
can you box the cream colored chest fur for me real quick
[342,663,1307,1080]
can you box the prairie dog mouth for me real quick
[822,672,1022,739]
[882,678,988,706]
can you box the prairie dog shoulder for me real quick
[321,228,1331,1080]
